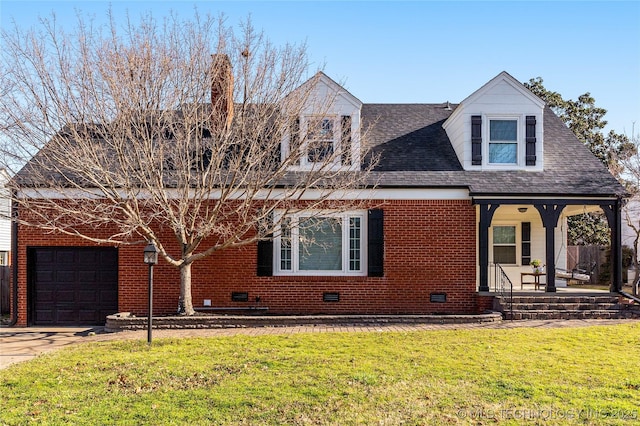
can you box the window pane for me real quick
[349,217,361,271]
[308,118,335,162]
[490,120,517,141]
[493,225,516,264]
[494,246,516,264]
[280,218,292,270]
[489,143,517,163]
[493,226,516,244]
[308,142,334,162]
[299,217,342,270]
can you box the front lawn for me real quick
[1,324,639,425]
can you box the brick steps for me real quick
[494,295,640,320]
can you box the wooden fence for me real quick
[566,245,606,285]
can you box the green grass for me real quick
[1,324,640,425]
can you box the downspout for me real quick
[7,194,18,326]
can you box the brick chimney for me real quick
[210,54,234,131]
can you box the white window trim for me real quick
[484,115,522,168]
[274,210,367,276]
[490,222,520,266]
[283,114,361,172]
[302,116,339,167]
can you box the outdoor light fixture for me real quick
[143,241,158,345]
[518,207,528,213]
[144,242,159,265]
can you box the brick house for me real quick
[9,71,626,326]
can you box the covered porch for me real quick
[475,197,624,295]
[489,264,615,295]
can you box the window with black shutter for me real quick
[525,116,537,166]
[471,115,482,165]
[256,239,273,276]
[367,209,384,277]
[289,117,300,165]
[263,209,383,277]
[341,115,352,166]
[521,222,531,266]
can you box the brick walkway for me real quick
[94,318,637,340]
[1,318,637,370]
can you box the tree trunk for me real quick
[634,237,639,296]
[179,262,196,315]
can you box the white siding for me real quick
[443,108,466,167]
[485,205,569,289]
[443,72,544,171]
[0,171,11,253]
[622,198,640,257]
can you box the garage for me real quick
[29,247,118,325]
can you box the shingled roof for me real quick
[14,99,625,198]
[362,104,625,197]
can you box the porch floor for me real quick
[483,281,614,295]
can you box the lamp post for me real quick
[143,241,158,345]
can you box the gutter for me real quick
[469,193,622,201]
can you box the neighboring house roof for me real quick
[362,105,624,197]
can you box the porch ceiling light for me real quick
[518,207,528,213]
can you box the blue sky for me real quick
[2,1,639,135]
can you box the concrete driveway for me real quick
[0,327,103,369]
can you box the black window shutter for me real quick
[289,117,300,165]
[367,209,384,277]
[257,239,273,276]
[471,115,482,165]
[341,115,352,166]
[525,116,536,166]
[521,222,531,266]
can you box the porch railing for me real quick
[494,263,513,320]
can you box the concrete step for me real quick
[494,294,640,320]
[502,296,619,304]
[505,303,620,311]
[504,310,639,320]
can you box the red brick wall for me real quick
[14,199,481,325]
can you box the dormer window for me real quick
[286,114,356,169]
[442,71,545,171]
[281,72,362,171]
[489,119,518,164]
[466,114,538,168]
[307,117,336,163]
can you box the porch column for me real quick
[478,203,499,292]
[533,203,565,292]
[601,198,623,292]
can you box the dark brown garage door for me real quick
[30,247,118,325]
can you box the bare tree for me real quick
[0,11,375,314]
[616,126,640,295]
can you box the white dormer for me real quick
[443,71,545,171]
[282,72,362,171]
